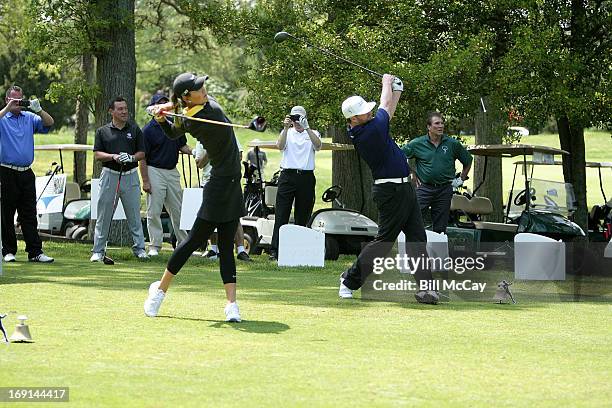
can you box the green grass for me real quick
[1,242,610,406]
[31,128,611,212]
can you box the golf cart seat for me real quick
[468,197,493,215]
[450,195,471,212]
[468,197,518,232]
[65,182,81,203]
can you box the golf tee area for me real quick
[1,242,610,407]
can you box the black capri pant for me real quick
[166,216,239,284]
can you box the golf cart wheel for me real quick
[65,224,79,239]
[325,236,340,260]
[243,232,262,255]
[71,226,88,240]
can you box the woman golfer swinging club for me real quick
[144,72,244,322]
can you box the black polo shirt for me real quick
[94,121,145,171]
[159,96,240,178]
[142,119,187,170]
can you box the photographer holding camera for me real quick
[0,85,55,263]
[269,106,322,260]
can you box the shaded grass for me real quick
[1,242,610,407]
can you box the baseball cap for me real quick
[172,73,209,97]
[148,93,169,106]
[290,106,307,117]
[341,96,376,119]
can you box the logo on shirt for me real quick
[127,132,133,139]
[442,146,448,154]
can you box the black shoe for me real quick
[268,250,278,261]
[202,250,218,260]
[237,251,252,262]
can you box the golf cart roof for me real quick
[35,144,93,152]
[513,160,612,168]
[248,140,354,151]
[467,144,569,157]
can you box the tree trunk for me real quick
[473,96,504,222]
[73,53,94,187]
[89,0,137,244]
[557,116,588,237]
[329,125,377,221]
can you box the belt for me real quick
[374,177,410,185]
[1,163,31,172]
[422,181,451,188]
[103,167,138,175]
[282,168,313,174]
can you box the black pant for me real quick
[166,216,238,284]
[342,182,433,290]
[1,167,43,257]
[271,170,316,251]
[416,183,453,233]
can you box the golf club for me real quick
[102,166,124,265]
[274,31,384,78]
[35,162,62,205]
[146,108,249,129]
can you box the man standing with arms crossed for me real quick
[401,112,472,233]
[338,75,438,304]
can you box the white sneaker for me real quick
[224,302,241,322]
[29,253,54,263]
[90,253,103,262]
[3,254,16,262]
[202,250,218,260]
[136,251,149,260]
[339,276,353,299]
[144,281,165,317]
[147,248,159,257]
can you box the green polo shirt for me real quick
[401,135,472,185]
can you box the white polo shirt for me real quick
[280,128,321,171]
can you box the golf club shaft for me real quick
[163,112,248,129]
[35,165,61,204]
[285,33,383,78]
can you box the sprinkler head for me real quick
[274,31,291,43]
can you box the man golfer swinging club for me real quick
[144,73,244,322]
[338,74,439,304]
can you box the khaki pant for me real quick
[146,166,188,249]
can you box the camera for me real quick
[289,114,301,122]
[17,99,31,107]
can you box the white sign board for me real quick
[278,225,325,267]
[90,178,126,220]
[180,188,203,230]
[35,174,67,214]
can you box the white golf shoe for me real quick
[224,302,241,322]
[147,248,159,257]
[339,276,354,299]
[90,253,103,262]
[144,281,165,317]
[29,253,54,263]
[3,254,16,262]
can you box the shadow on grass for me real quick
[156,315,290,334]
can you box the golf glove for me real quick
[297,115,310,130]
[392,77,404,92]
[29,98,42,113]
[118,152,135,163]
[451,176,464,188]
